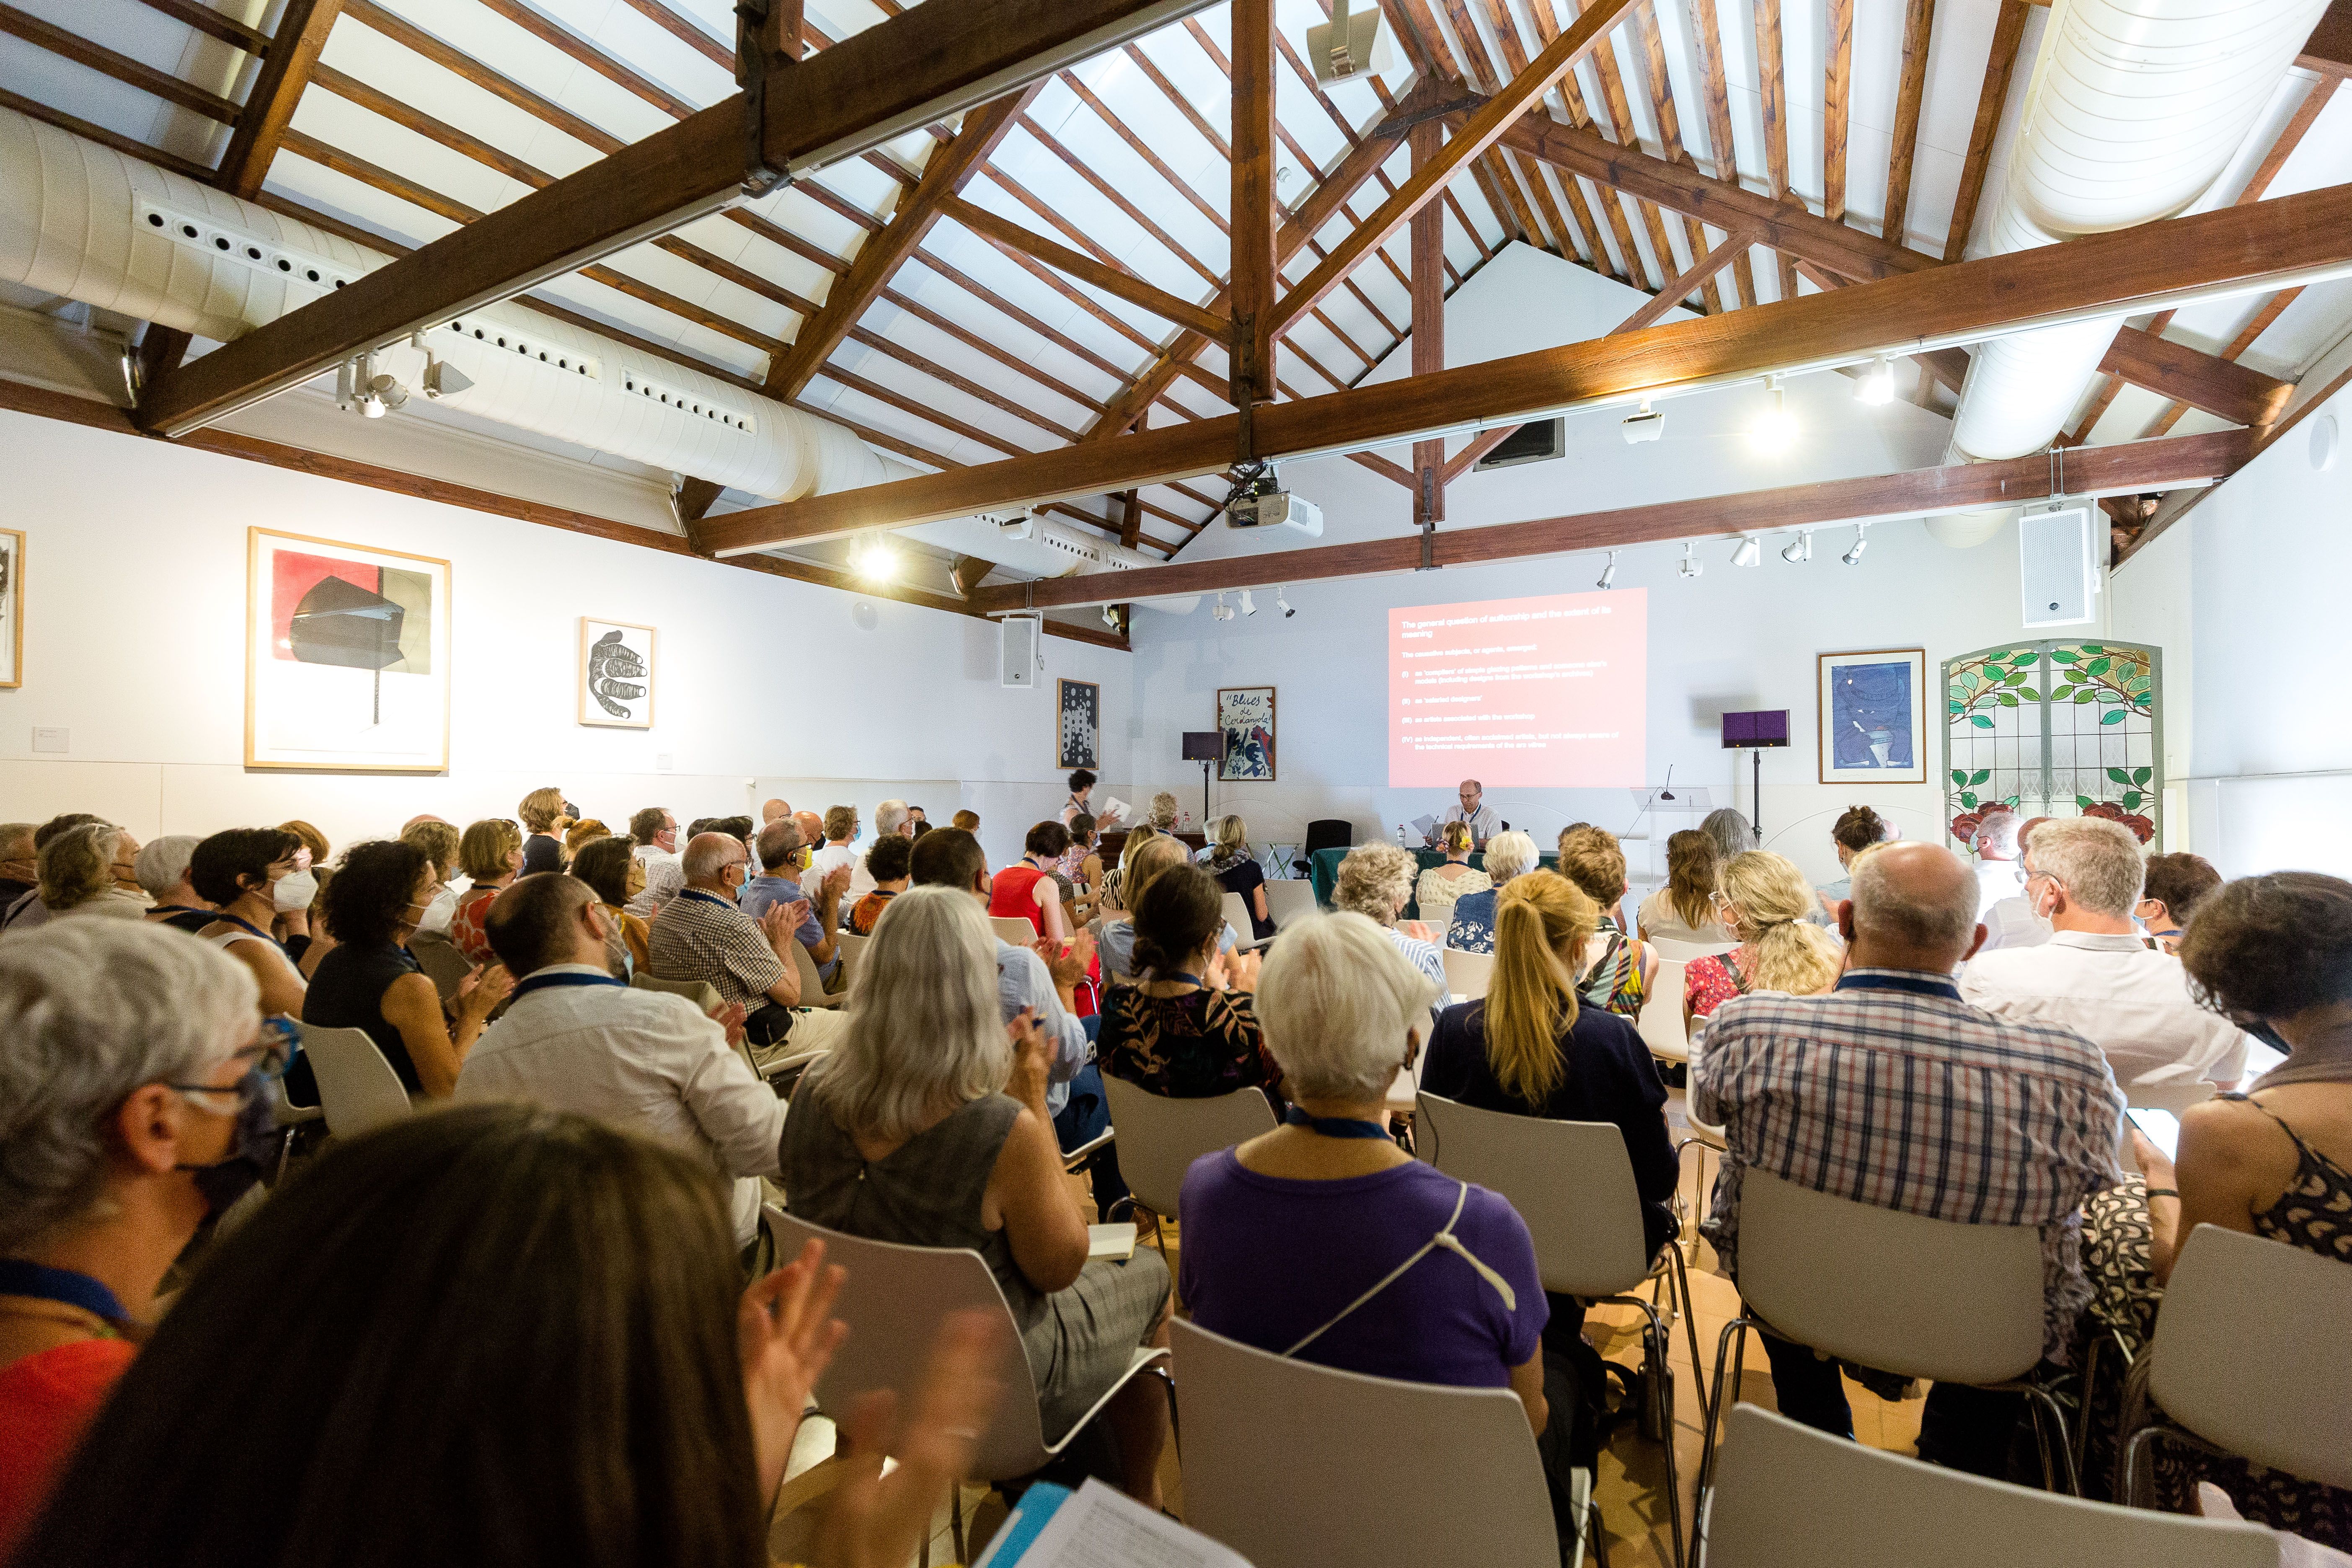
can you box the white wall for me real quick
[0,411,1129,871]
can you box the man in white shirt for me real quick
[1961,816,2247,1090]
[799,805,861,898]
[1428,778,1502,847]
[626,804,683,920]
[1969,809,2049,953]
[461,872,783,1248]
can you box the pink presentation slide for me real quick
[1388,589,1646,788]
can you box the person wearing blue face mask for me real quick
[0,920,275,1554]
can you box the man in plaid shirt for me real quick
[1694,841,2124,1477]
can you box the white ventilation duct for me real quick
[0,106,1196,610]
[1932,0,2328,547]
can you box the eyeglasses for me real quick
[165,1038,290,1108]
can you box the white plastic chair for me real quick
[1262,878,1318,926]
[763,1207,1171,1558]
[1099,1075,1277,1222]
[833,930,867,984]
[989,914,1039,945]
[1704,1404,2278,1568]
[2122,1224,2352,1504]
[786,935,843,1009]
[1696,1170,2079,1501]
[1650,937,1737,964]
[1637,957,1688,1066]
[1441,945,1495,1000]
[2124,1078,2218,1113]
[406,927,474,1003]
[1418,1092,1701,1568]
[1220,890,1273,951]
[1172,1317,1572,1568]
[295,1021,412,1139]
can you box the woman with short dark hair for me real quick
[2138,851,2222,955]
[990,821,1072,940]
[569,837,650,975]
[1097,863,1275,1101]
[293,841,509,1102]
[450,819,524,965]
[13,1103,1002,1568]
[190,827,309,1019]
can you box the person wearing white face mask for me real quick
[271,821,330,951]
[189,829,310,1020]
[461,874,782,1250]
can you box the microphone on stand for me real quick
[1659,765,1676,803]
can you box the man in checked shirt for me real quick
[1694,841,2126,1478]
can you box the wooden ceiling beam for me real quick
[0,3,241,123]
[1750,0,1802,300]
[693,181,2352,553]
[2298,0,2352,73]
[1823,0,1853,225]
[2139,289,2302,439]
[1686,0,1756,307]
[959,429,2253,611]
[1232,0,1277,409]
[939,196,1230,340]
[134,0,271,56]
[2101,325,2292,429]
[1944,0,2030,262]
[0,85,214,181]
[1881,0,1937,247]
[217,0,344,196]
[135,0,1214,438]
[1634,1,1727,314]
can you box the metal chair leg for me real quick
[1597,1293,1686,1568]
[1666,1242,1710,1428]
[951,1482,966,1564]
[2015,1383,2081,1496]
[1696,1314,1758,1511]
[1144,1361,1179,1458]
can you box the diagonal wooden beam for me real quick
[1752,0,1801,300]
[2299,0,2352,73]
[135,0,1219,438]
[1882,0,1936,247]
[218,0,345,196]
[2101,326,2292,429]
[1823,0,1853,224]
[1687,0,1755,307]
[939,196,1228,339]
[1269,0,1634,333]
[1230,0,1277,408]
[693,180,2352,553]
[959,429,2253,610]
[1945,0,2030,262]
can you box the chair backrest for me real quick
[1416,1093,1649,1296]
[1736,1170,2046,1385]
[788,935,841,1007]
[1303,819,1352,855]
[760,1208,1050,1482]
[834,930,868,984]
[1703,1404,2279,1568]
[1171,1318,1557,1568]
[1440,945,1494,1000]
[2147,1224,2352,1491]
[1649,936,1736,964]
[2125,1078,2217,1113]
[1220,891,1254,941]
[294,1021,412,1139]
[406,928,473,1003]
[1262,878,1317,926]
[1636,956,1688,1063]
[990,914,1039,945]
[631,970,723,1014]
[1100,1075,1277,1219]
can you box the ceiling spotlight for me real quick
[1854,355,1897,406]
[1596,550,1618,591]
[1238,589,1257,617]
[1101,604,1124,633]
[1843,522,1870,566]
[1621,398,1664,444]
[1731,535,1762,568]
[1212,592,1233,621]
[1751,374,1797,452]
[851,537,899,583]
[1678,541,1703,579]
[1781,530,1813,564]
[1276,585,1295,618]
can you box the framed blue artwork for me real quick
[1817,648,1927,784]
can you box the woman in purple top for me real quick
[1180,912,1582,1547]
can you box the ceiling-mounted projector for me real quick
[1225,464,1322,536]
[1306,0,1396,90]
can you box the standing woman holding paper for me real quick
[1060,770,1122,830]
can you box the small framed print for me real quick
[247,528,450,772]
[580,618,655,728]
[0,528,21,688]
[1057,678,1100,769]
[1818,648,1928,784]
[1217,686,1276,782]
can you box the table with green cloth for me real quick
[1305,846,1561,922]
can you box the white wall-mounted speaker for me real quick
[999,614,1041,688]
[2019,503,2099,628]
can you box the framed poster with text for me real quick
[1217,687,1276,781]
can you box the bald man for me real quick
[761,798,790,824]
[1694,841,2123,1479]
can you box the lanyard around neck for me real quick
[512,971,628,1000]
[214,910,285,950]
[0,1259,127,1325]
[1835,971,1963,1002]
[1284,1106,1391,1140]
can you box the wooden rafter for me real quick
[1686,0,1756,307]
[217,0,345,197]
[1882,0,1937,248]
[1752,0,1801,299]
[1411,117,1447,527]
[1823,0,1854,225]
[134,0,271,55]
[1230,0,1277,409]
[1634,1,1726,315]
[1945,0,2030,263]
[0,3,239,122]
[938,196,1228,339]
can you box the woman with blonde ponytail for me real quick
[1682,850,1844,1030]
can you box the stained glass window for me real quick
[1942,641,2162,847]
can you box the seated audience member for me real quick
[517,788,569,876]
[465,875,780,1248]
[1204,816,1270,943]
[782,886,1171,1502]
[1971,809,2051,953]
[792,811,827,856]
[710,815,756,858]
[0,815,107,931]
[1701,806,1759,864]
[845,800,912,902]
[1637,830,1732,945]
[1058,813,1103,922]
[35,824,150,922]
[295,840,510,1102]
[1414,822,1489,945]
[449,819,524,966]
[1147,791,1181,831]
[950,808,982,834]
[1444,830,1540,955]
[625,805,684,919]
[134,837,211,931]
[1961,817,2248,1091]
[1181,914,1593,1533]
[189,828,310,1020]
[0,922,269,1556]
[991,821,1073,940]
[743,822,843,989]
[907,805,929,830]
[1554,826,1654,1019]
[647,832,844,1064]
[568,837,651,976]
[1683,851,1845,1029]
[2086,871,2352,1545]
[13,1103,1002,1568]
[1093,834,1237,981]
[1815,805,1895,916]
[849,834,912,935]
[800,806,861,897]
[910,829,1093,1135]
[560,818,609,868]
[0,822,34,908]
[1098,863,1277,1100]
[1694,841,2123,1477]
[398,819,462,935]
[1100,822,1159,914]
[2138,851,2222,955]
[1334,841,1447,992]
[272,820,328,949]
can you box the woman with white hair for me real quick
[1442,830,1538,955]
[134,837,212,933]
[780,885,1173,1505]
[1179,914,1573,1533]
[32,824,149,922]
[1333,842,1447,991]
[0,922,276,1551]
